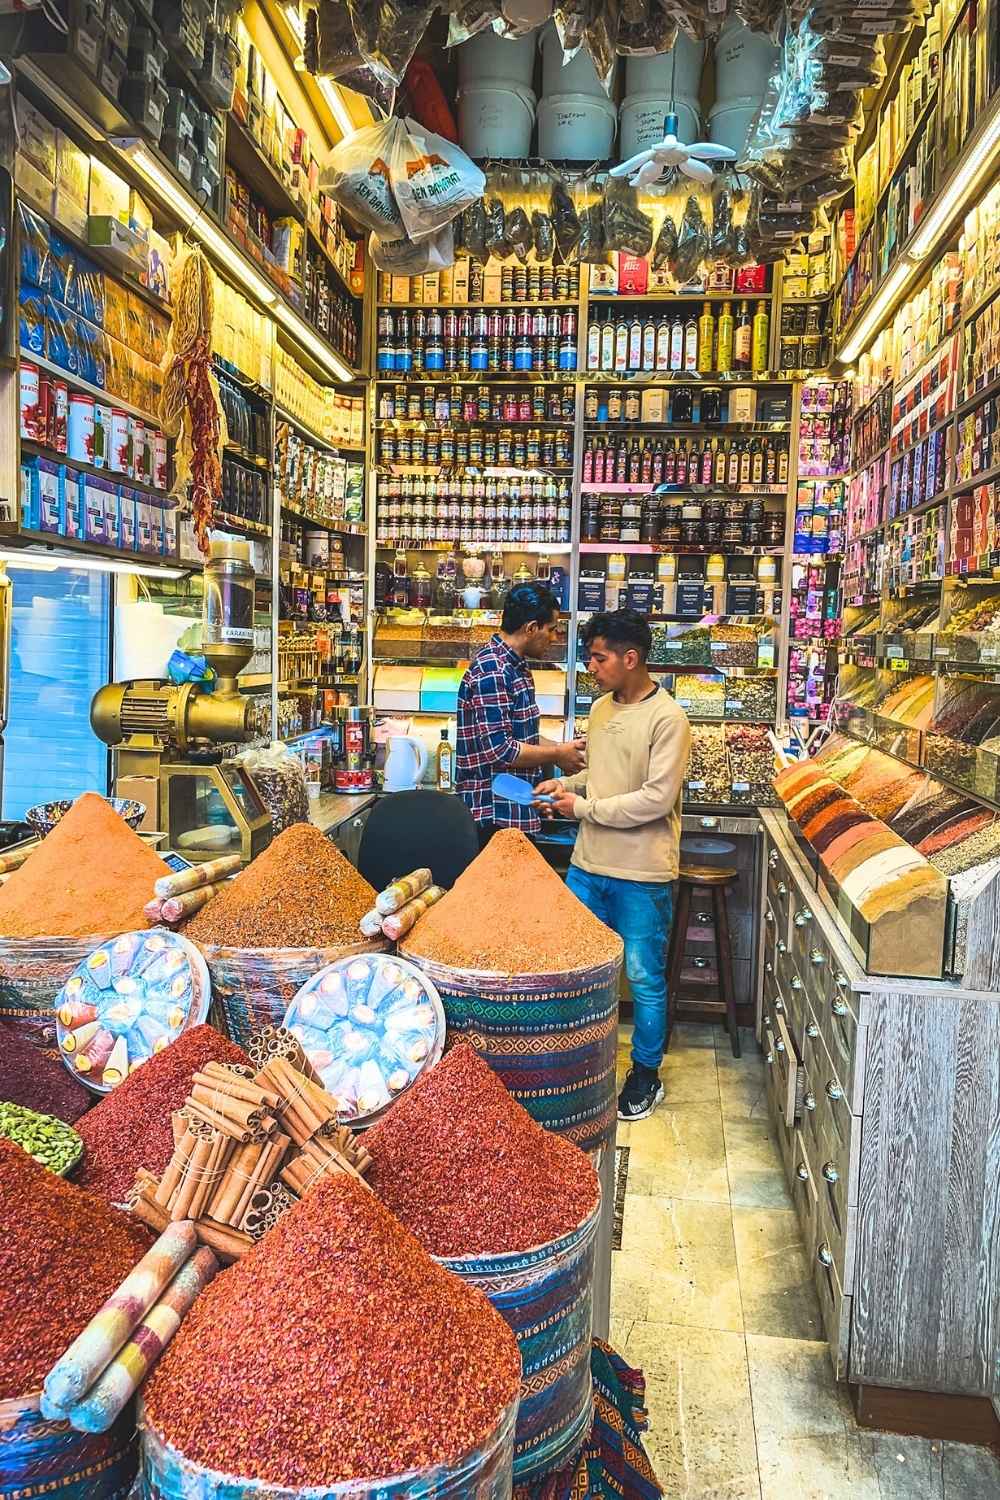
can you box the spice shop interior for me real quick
[2,0,1000,1496]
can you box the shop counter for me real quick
[310,792,377,864]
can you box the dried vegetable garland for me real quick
[160,250,225,554]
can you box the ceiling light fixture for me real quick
[0,550,187,578]
[837,257,919,366]
[908,97,1000,260]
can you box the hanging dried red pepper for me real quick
[160,250,226,555]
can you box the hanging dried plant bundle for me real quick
[160,249,226,555]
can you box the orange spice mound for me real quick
[401,828,621,974]
[0,793,170,939]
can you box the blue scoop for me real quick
[492,773,553,805]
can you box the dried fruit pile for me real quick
[402,828,619,974]
[75,1025,249,1205]
[143,1175,521,1487]
[185,823,377,949]
[366,1043,599,1257]
[0,1139,150,1399]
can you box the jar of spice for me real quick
[600,498,622,541]
[641,495,661,542]
[659,505,682,544]
[621,497,642,542]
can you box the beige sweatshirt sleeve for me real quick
[560,769,589,794]
[572,712,691,828]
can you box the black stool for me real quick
[667,863,741,1057]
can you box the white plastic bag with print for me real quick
[391,117,485,242]
[321,117,406,238]
[369,223,455,275]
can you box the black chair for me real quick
[356,790,480,892]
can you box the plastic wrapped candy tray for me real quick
[55,929,210,1093]
[283,954,446,1126]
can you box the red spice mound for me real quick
[366,1043,600,1256]
[0,1138,150,1399]
[0,1022,91,1122]
[185,823,377,948]
[0,792,170,939]
[401,828,620,973]
[76,1024,248,1205]
[144,1175,520,1487]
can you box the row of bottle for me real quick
[378,428,573,469]
[377,476,571,522]
[303,257,361,368]
[377,384,577,425]
[377,264,580,306]
[582,435,789,488]
[216,374,270,461]
[586,302,770,377]
[376,308,578,374]
[220,457,269,528]
[583,494,786,548]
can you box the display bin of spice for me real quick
[721,673,777,723]
[400,832,623,1153]
[672,672,725,719]
[709,621,761,668]
[649,624,712,667]
[0,1391,138,1500]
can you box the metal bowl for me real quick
[26,797,146,838]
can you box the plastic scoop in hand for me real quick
[492,773,553,805]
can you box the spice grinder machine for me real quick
[91,540,271,862]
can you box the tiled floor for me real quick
[611,1023,1000,1500]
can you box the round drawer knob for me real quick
[777,882,788,897]
[826,1080,844,1102]
[822,1163,839,1184]
[777,940,787,954]
[791,977,803,992]
[794,908,813,927]
[765,961,774,975]
[804,1092,816,1112]
[831,998,849,1017]
[765,909,774,924]
[806,1022,819,1039]
[768,851,779,869]
[796,1162,810,1182]
[775,1037,786,1053]
[817,1244,834,1268]
[834,971,848,987]
[810,949,824,966]
[774,997,785,1013]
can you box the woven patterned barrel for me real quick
[398,952,621,1153]
[0,937,101,1048]
[0,1392,137,1499]
[438,1203,599,1482]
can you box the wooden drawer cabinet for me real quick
[812,1231,852,1380]
[789,1131,819,1248]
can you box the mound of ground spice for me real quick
[0,1138,150,1399]
[143,1175,520,1487]
[401,828,620,974]
[0,1022,90,1122]
[76,1024,248,1205]
[0,792,170,939]
[185,823,376,949]
[366,1043,600,1257]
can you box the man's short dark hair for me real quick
[580,608,652,662]
[502,582,558,633]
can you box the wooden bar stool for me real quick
[667,863,741,1057]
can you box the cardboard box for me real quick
[482,267,502,302]
[62,466,82,539]
[18,99,57,180]
[452,256,470,302]
[729,387,758,423]
[390,275,410,302]
[641,389,668,423]
[53,131,90,238]
[374,665,422,711]
[533,670,567,715]
[589,262,618,294]
[115,776,160,831]
[89,159,131,223]
[617,254,648,294]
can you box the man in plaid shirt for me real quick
[457,582,585,846]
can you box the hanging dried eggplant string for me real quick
[160,249,225,556]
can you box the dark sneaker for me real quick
[618,1065,664,1121]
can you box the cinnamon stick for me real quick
[194,1068,280,1110]
[190,1085,268,1130]
[182,1100,258,1143]
[208,1141,264,1225]
[230,1133,290,1228]
[170,1137,214,1220]
[187,1131,232,1221]
[155,1130,196,1207]
[190,1221,253,1262]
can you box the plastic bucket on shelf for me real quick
[625,34,704,97]
[139,1396,518,1500]
[458,83,536,159]
[438,1204,599,1482]
[619,93,699,161]
[0,1392,137,1500]
[196,939,387,1049]
[457,26,537,89]
[708,97,761,158]
[537,93,617,162]
[713,20,779,105]
[541,21,615,97]
[0,935,102,1048]
[398,949,622,1152]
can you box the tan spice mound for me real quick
[185,822,377,949]
[401,828,621,973]
[0,792,170,939]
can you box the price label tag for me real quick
[725,699,744,711]
[687,779,706,790]
[710,641,727,652]
[664,639,683,651]
[677,698,693,708]
[980,645,1000,664]
[732,781,751,793]
[889,658,909,671]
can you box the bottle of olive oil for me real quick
[698,302,716,373]
[437,728,453,791]
[752,301,770,377]
[716,301,734,374]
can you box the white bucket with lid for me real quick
[714,20,779,105]
[458,82,536,158]
[625,34,704,98]
[456,26,537,89]
[541,21,616,97]
[537,91,617,160]
[708,96,761,159]
[619,93,699,161]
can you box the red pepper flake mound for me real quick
[0,1138,151,1399]
[0,792,170,939]
[0,1022,91,1122]
[366,1043,600,1257]
[76,1024,248,1205]
[401,828,621,974]
[144,1175,521,1487]
[185,823,377,949]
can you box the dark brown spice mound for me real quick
[0,1022,90,1122]
[75,1024,249,1205]
[0,1138,151,1399]
[185,823,377,949]
[402,828,621,973]
[143,1175,521,1487]
[366,1043,600,1257]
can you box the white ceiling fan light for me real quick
[611,111,736,187]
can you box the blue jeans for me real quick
[566,866,674,1072]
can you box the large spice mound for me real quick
[401,828,620,973]
[76,1024,248,1205]
[0,1022,90,1122]
[0,792,169,939]
[366,1043,599,1256]
[0,1138,150,1399]
[185,823,377,948]
[143,1175,520,1487]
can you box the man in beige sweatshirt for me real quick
[537,609,691,1120]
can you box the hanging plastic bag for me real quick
[348,0,436,88]
[463,197,491,261]
[616,7,676,54]
[369,223,455,274]
[391,118,486,241]
[553,0,590,59]
[532,208,555,261]
[603,175,653,255]
[670,194,710,283]
[321,118,406,237]
[584,0,619,92]
[506,205,533,262]
[650,208,678,270]
[484,183,512,258]
[447,0,502,44]
[306,0,365,79]
[551,177,581,261]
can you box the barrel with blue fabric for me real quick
[0,1393,137,1500]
